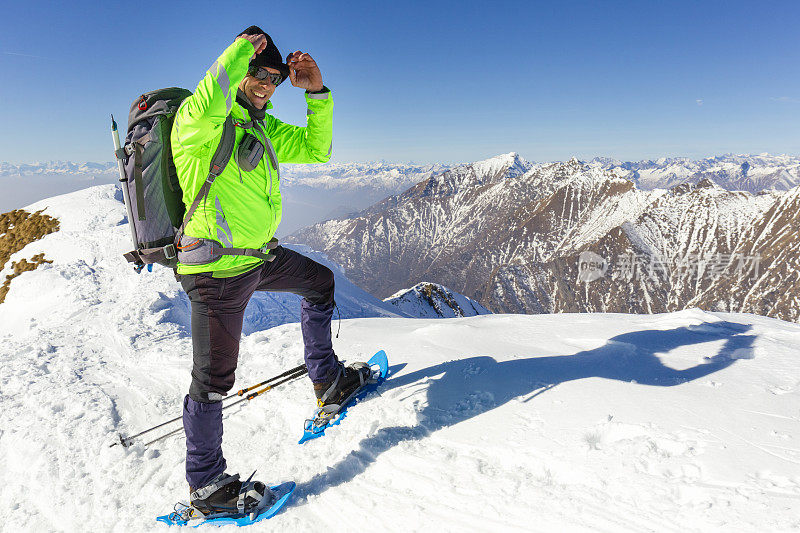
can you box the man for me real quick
[171,26,370,515]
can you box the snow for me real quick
[0,186,799,531]
[469,152,533,181]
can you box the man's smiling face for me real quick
[239,66,282,109]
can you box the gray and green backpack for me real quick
[114,88,275,272]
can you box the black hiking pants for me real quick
[179,245,340,488]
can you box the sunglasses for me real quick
[247,66,285,86]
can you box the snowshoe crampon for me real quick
[300,350,389,444]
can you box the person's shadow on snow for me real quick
[292,321,755,502]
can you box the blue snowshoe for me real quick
[300,350,389,444]
[156,472,295,527]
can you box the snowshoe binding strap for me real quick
[190,473,240,502]
[308,362,377,431]
[237,471,257,514]
[317,364,344,406]
[236,474,274,519]
[312,404,341,429]
[317,362,375,407]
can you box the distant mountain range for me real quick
[5,153,798,323]
[0,160,450,194]
[286,153,800,323]
[4,152,800,194]
[0,161,118,176]
[0,160,451,235]
[590,153,800,193]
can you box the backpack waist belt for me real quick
[175,236,278,266]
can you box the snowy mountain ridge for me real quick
[383,282,492,318]
[288,158,800,323]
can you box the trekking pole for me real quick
[142,367,308,448]
[110,364,308,448]
[232,363,307,397]
[225,366,308,409]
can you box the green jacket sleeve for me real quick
[173,39,254,155]
[267,89,333,164]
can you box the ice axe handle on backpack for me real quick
[111,114,145,273]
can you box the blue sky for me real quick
[1,0,799,165]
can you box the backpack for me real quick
[114,88,276,273]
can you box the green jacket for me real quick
[172,38,333,277]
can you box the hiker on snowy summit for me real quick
[171,26,371,515]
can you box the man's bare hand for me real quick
[236,33,267,60]
[286,51,324,92]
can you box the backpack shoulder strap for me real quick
[172,116,279,266]
[174,116,236,246]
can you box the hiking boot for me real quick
[190,473,273,516]
[313,361,373,408]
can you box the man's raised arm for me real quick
[269,51,333,163]
[173,34,266,154]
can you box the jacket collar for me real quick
[236,89,273,122]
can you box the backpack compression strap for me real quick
[131,132,151,221]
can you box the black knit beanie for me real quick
[240,25,290,79]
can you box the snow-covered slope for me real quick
[241,244,404,334]
[383,282,491,318]
[1,282,799,531]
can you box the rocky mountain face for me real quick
[287,154,800,323]
[383,282,491,318]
